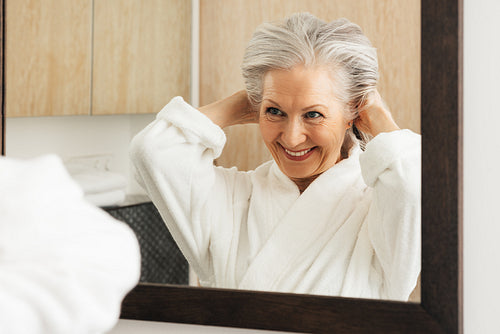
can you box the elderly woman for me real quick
[130,13,420,301]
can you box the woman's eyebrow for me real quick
[263,99,282,109]
[302,104,327,111]
[263,100,327,111]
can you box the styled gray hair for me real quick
[241,13,378,153]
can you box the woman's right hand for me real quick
[198,90,258,129]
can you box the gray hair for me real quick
[241,13,378,153]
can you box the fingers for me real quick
[351,89,397,137]
[357,89,390,117]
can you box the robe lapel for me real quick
[238,148,363,291]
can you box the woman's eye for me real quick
[305,111,323,119]
[266,107,284,116]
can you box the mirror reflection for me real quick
[5,0,421,302]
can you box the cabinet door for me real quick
[92,0,191,115]
[6,0,92,117]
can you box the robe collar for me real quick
[239,145,364,291]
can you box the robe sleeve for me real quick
[0,155,140,334]
[359,129,421,300]
[129,96,234,283]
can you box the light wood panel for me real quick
[200,0,420,171]
[92,0,191,115]
[6,0,92,117]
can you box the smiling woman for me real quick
[258,65,353,190]
[130,13,420,301]
[257,65,401,192]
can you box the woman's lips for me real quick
[281,145,316,161]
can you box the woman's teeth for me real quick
[284,147,313,157]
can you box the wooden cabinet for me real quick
[6,0,191,117]
[6,0,92,117]
[92,0,191,115]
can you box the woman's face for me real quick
[259,64,350,182]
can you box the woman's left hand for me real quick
[354,90,400,137]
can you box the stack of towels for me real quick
[65,155,127,207]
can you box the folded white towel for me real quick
[86,189,127,207]
[71,170,127,195]
[64,155,127,195]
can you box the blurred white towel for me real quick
[0,154,140,334]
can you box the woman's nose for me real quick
[281,120,307,148]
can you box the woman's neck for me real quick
[291,174,320,194]
[290,154,346,193]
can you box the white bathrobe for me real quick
[0,155,140,334]
[130,96,421,301]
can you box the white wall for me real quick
[463,0,500,333]
[108,0,500,333]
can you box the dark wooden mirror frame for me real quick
[0,0,462,333]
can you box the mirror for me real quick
[0,0,462,332]
[121,0,461,331]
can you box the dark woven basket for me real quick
[104,202,189,285]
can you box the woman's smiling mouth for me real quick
[280,145,317,161]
